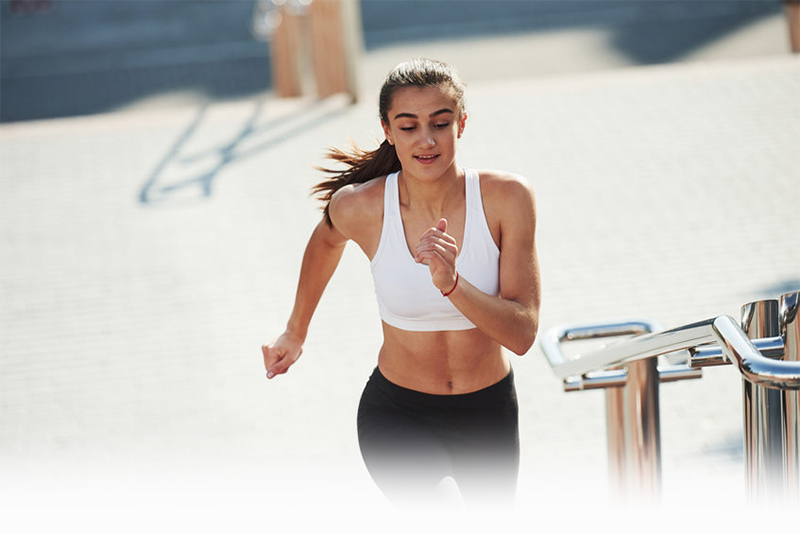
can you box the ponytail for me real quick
[313,139,401,226]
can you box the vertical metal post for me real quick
[624,358,662,499]
[741,299,783,501]
[605,386,626,496]
[604,358,661,501]
[780,292,800,500]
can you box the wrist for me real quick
[284,321,308,342]
[441,272,459,297]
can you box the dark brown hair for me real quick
[313,58,466,225]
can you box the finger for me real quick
[422,230,454,244]
[415,243,457,263]
[262,344,283,368]
[267,348,301,379]
[419,221,452,242]
[418,232,456,249]
[267,360,289,379]
[416,239,457,261]
[418,228,438,242]
[267,355,285,379]
[417,249,455,272]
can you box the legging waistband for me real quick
[367,366,515,408]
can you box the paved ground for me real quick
[1,16,799,534]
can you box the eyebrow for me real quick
[393,108,454,121]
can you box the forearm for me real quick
[264,220,347,380]
[285,222,347,340]
[447,278,539,356]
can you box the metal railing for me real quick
[540,291,800,503]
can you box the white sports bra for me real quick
[370,169,501,331]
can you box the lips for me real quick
[414,154,439,164]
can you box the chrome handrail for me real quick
[540,291,800,503]
[691,336,784,367]
[562,363,702,392]
[712,315,800,390]
[542,318,714,379]
[541,315,800,390]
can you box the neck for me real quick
[398,165,464,217]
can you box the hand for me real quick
[262,330,304,379]
[415,218,458,293]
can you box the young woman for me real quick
[262,58,541,509]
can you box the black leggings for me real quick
[356,366,519,507]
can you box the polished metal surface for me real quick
[691,336,784,368]
[539,319,662,375]
[605,386,626,496]
[781,292,800,499]
[542,315,800,388]
[562,363,701,392]
[712,314,800,390]
[565,369,626,391]
[542,319,710,379]
[738,300,783,502]
[623,357,662,500]
[540,291,800,504]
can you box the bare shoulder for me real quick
[329,175,385,219]
[478,169,536,219]
[328,176,385,241]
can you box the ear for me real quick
[457,113,467,138]
[381,120,394,145]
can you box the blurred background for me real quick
[1,0,793,122]
[1,1,799,531]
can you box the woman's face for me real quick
[382,86,466,180]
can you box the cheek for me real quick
[393,136,412,152]
[392,140,416,163]
[440,130,459,147]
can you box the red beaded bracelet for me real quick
[441,272,459,297]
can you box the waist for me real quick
[378,326,509,394]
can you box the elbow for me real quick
[506,330,536,356]
[509,346,529,357]
[508,322,538,356]
[509,337,535,356]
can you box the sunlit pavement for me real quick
[2,21,799,532]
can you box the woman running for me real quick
[262,58,541,509]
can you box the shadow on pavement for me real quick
[139,98,350,205]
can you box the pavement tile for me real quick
[1,54,799,528]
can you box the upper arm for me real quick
[486,173,541,313]
[323,186,360,248]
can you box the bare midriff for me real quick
[378,322,510,395]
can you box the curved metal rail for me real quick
[540,292,800,502]
[541,315,800,390]
[539,291,800,503]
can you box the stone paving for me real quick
[1,49,799,532]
